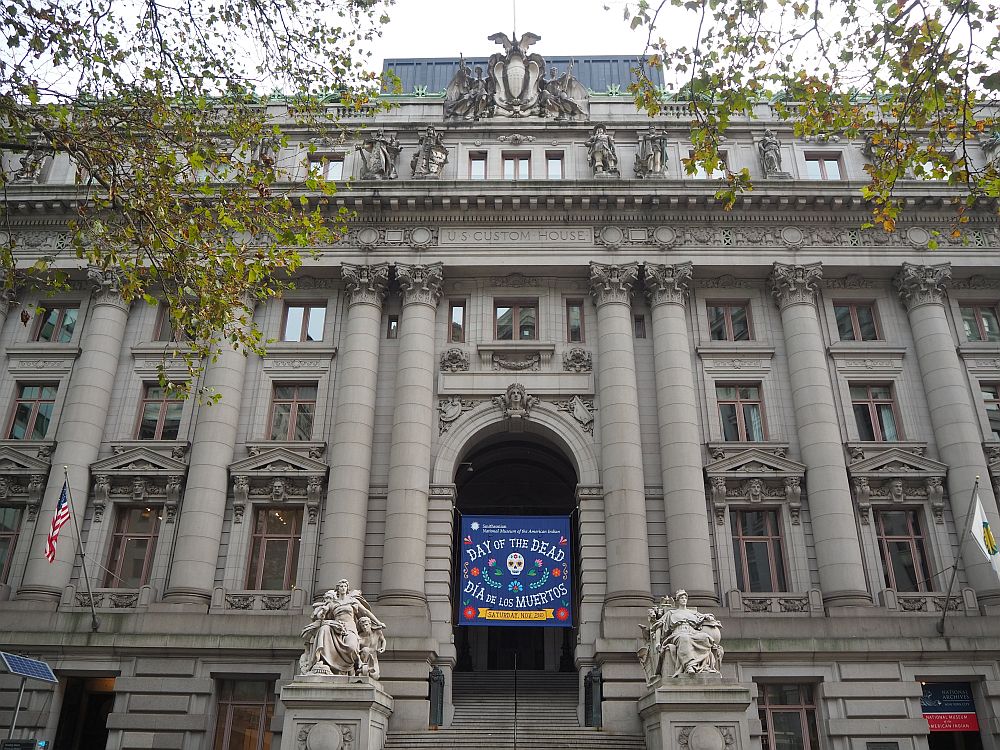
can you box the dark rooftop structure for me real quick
[382,55,663,95]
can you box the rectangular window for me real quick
[282,303,326,342]
[961,304,1000,342]
[566,301,584,343]
[136,385,183,440]
[246,507,303,590]
[758,683,820,750]
[469,153,487,180]
[707,302,752,341]
[104,506,161,588]
[386,315,399,339]
[546,152,564,179]
[34,305,79,343]
[309,154,344,181]
[0,506,20,584]
[7,383,57,439]
[502,153,530,180]
[268,384,317,441]
[717,384,766,442]
[731,509,787,592]
[876,509,931,592]
[982,383,1000,440]
[449,302,466,343]
[851,384,901,441]
[153,304,190,343]
[804,155,843,180]
[688,150,728,178]
[634,315,647,339]
[495,301,537,341]
[834,302,880,341]
[213,680,275,750]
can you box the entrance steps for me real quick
[383,671,647,750]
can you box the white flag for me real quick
[970,492,1000,578]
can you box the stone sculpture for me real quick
[637,589,724,685]
[982,129,1000,169]
[300,579,387,677]
[758,129,786,177]
[443,57,492,121]
[537,65,587,120]
[356,129,401,180]
[586,124,619,177]
[634,125,669,178]
[410,126,449,179]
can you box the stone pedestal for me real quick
[638,679,753,750]
[280,676,393,750]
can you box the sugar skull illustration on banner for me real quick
[507,552,525,576]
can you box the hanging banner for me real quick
[921,682,979,732]
[457,515,572,627]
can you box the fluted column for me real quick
[317,264,389,591]
[380,263,443,605]
[769,262,871,606]
[895,262,1000,602]
[163,297,256,605]
[589,262,652,606]
[18,269,130,601]
[646,263,716,603]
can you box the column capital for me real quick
[769,262,823,309]
[341,263,390,307]
[87,265,129,310]
[589,262,639,307]
[645,262,693,307]
[396,262,443,307]
[894,262,952,311]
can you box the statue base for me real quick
[592,170,621,179]
[280,675,393,750]
[637,678,753,750]
[764,170,793,179]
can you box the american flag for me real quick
[44,482,70,563]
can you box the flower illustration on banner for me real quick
[508,580,523,593]
[463,606,477,620]
[552,567,561,577]
[471,521,480,530]
[556,607,570,621]
[471,567,480,577]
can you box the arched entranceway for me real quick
[453,430,578,672]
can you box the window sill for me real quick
[880,588,977,614]
[477,341,556,369]
[6,342,80,358]
[726,589,823,615]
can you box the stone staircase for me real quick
[383,670,646,750]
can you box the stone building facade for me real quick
[1,45,1000,750]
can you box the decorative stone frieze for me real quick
[695,274,752,289]
[492,383,540,420]
[491,352,540,371]
[846,446,948,524]
[704,447,806,525]
[229,447,329,525]
[951,274,1000,290]
[894,262,952,310]
[562,347,593,373]
[768,262,822,309]
[491,273,541,287]
[828,345,906,375]
[589,262,638,307]
[396,262,444,307]
[90,446,189,524]
[439,348,470,372]
[342,263,390,307]
[645,262,693,307]
[438,397,476,435]
[350,227,437,250]
[554,395,596,434]
[0,444,52,521]
[825,273,878,289]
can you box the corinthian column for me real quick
[18,269,130,601]
[895,262,1000,602]
[645,263,716,604]
[768,262,870,607]
[589,262,652,606]
[317,264,389,591]
[379,263,443,605]
[163,296,256,605]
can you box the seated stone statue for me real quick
[638,589,724,684]
[299,579,387,678]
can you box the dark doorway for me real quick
[54,676,115,750]
[929,733,984,750]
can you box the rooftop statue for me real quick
[758,128,788,177]
[637,589,724,685]
[356,129,401,180]
[537,65,588,120]
[410,126,449,179]
[444,56,493,121]
[634,125,669,178]
[300,579,387,678]
[586,124,620,178]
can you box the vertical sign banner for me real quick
[457,515,572,627]
[921,682,979,732]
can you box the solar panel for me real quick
[0,652,57,683]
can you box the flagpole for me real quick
[937,476,980,635]
[63,466,100,633]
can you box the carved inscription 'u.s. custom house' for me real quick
[441,227,594,245]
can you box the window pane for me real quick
[745,541,773,592]
[633,315,646,339]
[8,403,32,439]
[0,507,19,534]
[31,402,52,439]
[869,385,892,399]
[138,402,162,440]
[708,306,728,340]
[450,304,465,342]
[824,159,842,179]
[879,510,909,536]
[771,711,806,750]
[834,305,855,340]
[470,157,486,179]
[856,305,877,340]
[59,308,78,341]
[162,402,182,440]
[547,157,562,179]
[36,309,60,342]
[888,540,920,591]
[226,705,265,750]
[261,539,290,589]
[293,404,314,441]
[273,385,295,400]
[853,404,876,441]
[716,386,737,400]
[719,404,740,441]
[517,159,529,179]
[743,404,764,441]
[982,308,1000,342]
[128,506,158,533]
[805,159,823,179]
[305,307,325,341]
[119,537,150,587]
[961,307,980,340]
[519,307,536,339]
[297,385,318,400]
[328,159,344,180]
[567,304,583,342]
[283,307,304,341]
[741,510,768,536]
[731,306,750,341]
[503,158,515,179]
[738,386,760,400]
[876,403,898,441]
[270,404,291,440]
[496,306,513,340]
[772,538,788,590]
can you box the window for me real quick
[268,384,317,441]
[708,302,752,341]
[961,304,1000,342]
[34,305,78,343]
[0,506,20,583]
[566,301,584,343]
[717,385,765,442]
[213,680,274,750]
[104,506,161,588]
[804,155,843,180]
[153,304,191,343]
[875,509,931,592]
[546,152,564,179]
[246,508,303,590]
[634,315,647,339]
[982,383,1000,439]
[731,509,787,592]
[469,152,487,180]
[502,153,530,180]
[758,683,820,750]
[834,302,880,341]
[282,303,326,342]
[308,154,344,181]
[449,302,466,343]
[386,315,399,339]
[7,383,57,439]
[688,151,727,178]
[495,301,537,340]
[136,385,183,440]
[851,384,901,441]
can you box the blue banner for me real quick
[457,515,572,627]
